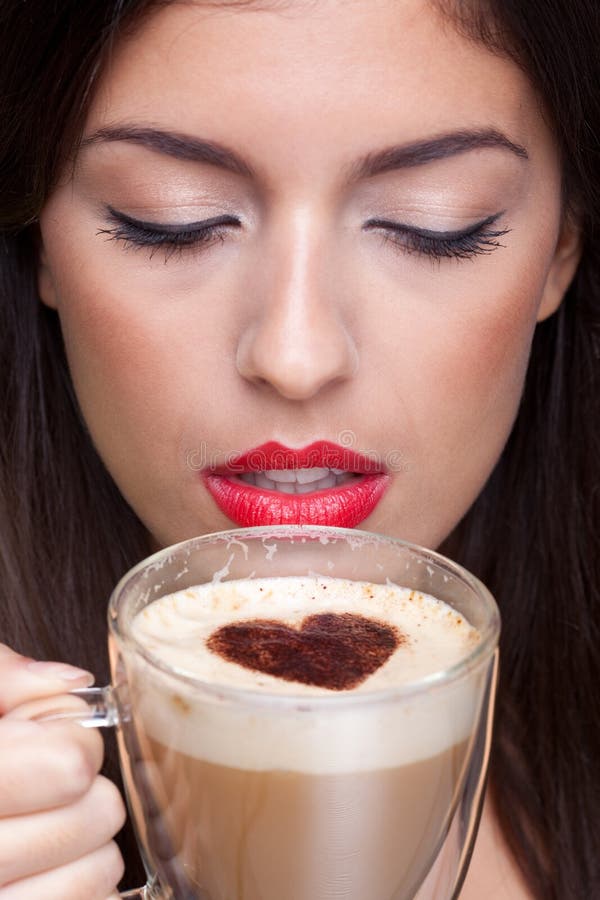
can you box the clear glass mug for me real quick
[45,525,499,900]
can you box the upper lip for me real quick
[209,440,386,475]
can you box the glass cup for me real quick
[44,525,499,900]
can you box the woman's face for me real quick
[38,0,579,549]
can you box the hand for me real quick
[0,643,126,900]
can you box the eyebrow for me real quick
[81,124,529,181]
[349,128,528,179]
[81,125,255,177]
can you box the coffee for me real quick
[126,576,481,899]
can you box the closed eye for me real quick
[364,212,510,261]
[98,207,510,264]
[97,207,242,260]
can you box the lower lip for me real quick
[203,473,390,528]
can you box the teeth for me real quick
[295,467,331,484]
[294,480,320,494]
[277,482,298,494]
[264,469,297,483]
[314,473,337,490]
[238,468,359,494]
[254,472,275,490]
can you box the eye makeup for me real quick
[97,206,242,260]
[98,204,510,264]
[364,212,510,261]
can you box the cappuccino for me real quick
[126,576,482,899]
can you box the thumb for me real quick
[0,643,94,715]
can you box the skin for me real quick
[0,646,125,899]
[21,0,583,895]
[38,0,580,552]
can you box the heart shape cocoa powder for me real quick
[206,612,402,691]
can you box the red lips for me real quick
[203,440,390,528]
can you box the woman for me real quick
[0,0,598,897]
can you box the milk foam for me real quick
[129,576,487,772]
[132,577,478,693]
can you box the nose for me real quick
[236,215,358,401]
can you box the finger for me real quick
[4,689,97,723]
[0,841,125,900]
[0,717,104,816]
[0,643,94,714]
[0,776,126,885]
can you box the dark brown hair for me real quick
[439,2,600,896]
[0,0,599,894]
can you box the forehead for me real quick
[85,0,551,176]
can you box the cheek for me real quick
[48,258,204,483]
[410,241,553,439]
[414,273,543,535]
[62,294,169,417]
[364,254,550,546]
[431,289,535,425]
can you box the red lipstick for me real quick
[203,440,390,528]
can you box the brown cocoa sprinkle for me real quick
[171,694,191,714]
[206,612,404,691]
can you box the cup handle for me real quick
[35,688,154,899]
[32,685,121,728]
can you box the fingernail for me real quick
[27,661,95,684]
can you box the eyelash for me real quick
[98,208,510,263]
[365,213,510,260]
[97,208,241,261]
